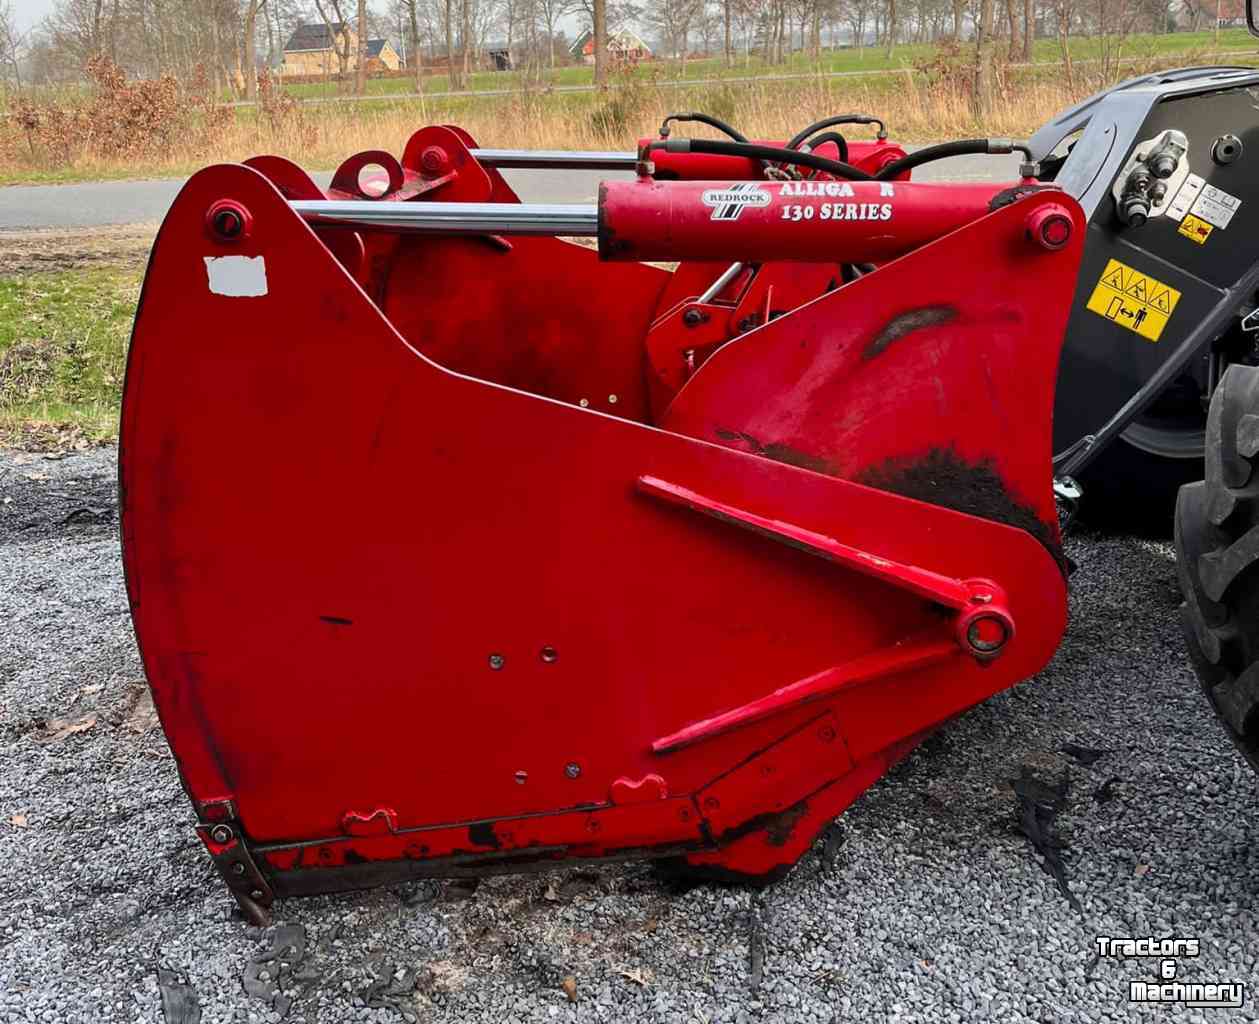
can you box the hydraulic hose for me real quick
[801,131,849,164]
[874,138,1033,180]
[649,138,875,180]
[787,114,887,150]
[659,112,749,143]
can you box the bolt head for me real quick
[420,145,448,173]
[488,653,505,670]
[565,762,581,779]
[232,862,246,876]
[210,824,233,844]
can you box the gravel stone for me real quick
[2,448,1258,1022]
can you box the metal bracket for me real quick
[1053,475,1083,532]
[637,474,1018,752]
[196,821,275,927]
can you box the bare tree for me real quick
[973,0,995,118]
[460,0,470,84]
[0,0,25,88]
[314,0,354,78]
[536,0,575,66]
[443,0,462,86]
[644,0,704,63]
[838,0,873,50]
[356,0,367,91]
[397,0,425,89]
[1054,0,1074,85]
[593,0,607,82]
[241,0,267,99]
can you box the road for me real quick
[0,154,1022,230]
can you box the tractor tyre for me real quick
[1175,363,1259,773]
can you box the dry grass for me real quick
[0,48,1236,184]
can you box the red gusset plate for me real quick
[120,164,1075,907]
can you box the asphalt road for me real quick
[0,154,1022,230]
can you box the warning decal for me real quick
[1179,213,1213,245]
[1085,258,1181,342]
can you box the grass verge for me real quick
[0,265,141,446]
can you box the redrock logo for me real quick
[701,183,771,220]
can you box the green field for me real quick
[0,268,139,440]
[275,28,1259,99]
[3,28,1256,111]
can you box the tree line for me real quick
[0,0,1238,95]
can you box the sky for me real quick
[13,0,57,34]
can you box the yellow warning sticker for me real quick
[1085,258,1181,343]
[1178,213,1213,245]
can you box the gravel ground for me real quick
[2,446,1258,1024]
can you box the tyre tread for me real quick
[1176,364,1259,773]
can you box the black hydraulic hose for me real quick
[659,112,749,143]
[874,138,1034,180]
[787,114,886,151]
[649,138,875,180]
[801,131,849,164]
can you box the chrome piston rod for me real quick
[292,200,599,236]
[468,148,636,170]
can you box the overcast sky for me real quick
[14,0,57,33]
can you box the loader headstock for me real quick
[122,114,1088,920]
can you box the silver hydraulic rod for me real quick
[697,262,745,304]
[468,148,637,170]
[291,200,599,236]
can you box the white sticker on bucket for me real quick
[204,255,268,297]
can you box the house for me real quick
[281,22,401,76]
[568,28,652,64]
[1173,0,1245,28]
[281,21,355,76]
[365,38,402,72]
